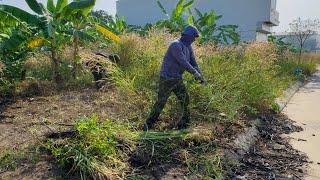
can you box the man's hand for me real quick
[194,71,205,85]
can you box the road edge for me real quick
[224,79,306,168]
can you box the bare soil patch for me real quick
[233,113,308,179]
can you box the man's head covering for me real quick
[182,25,200,38]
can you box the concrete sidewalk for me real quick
[283,67,320,180]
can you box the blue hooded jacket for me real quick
[160,26,201,79]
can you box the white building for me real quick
[116,0,280,41]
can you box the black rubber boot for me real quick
[177,116,190,130]
[143,118,157,131]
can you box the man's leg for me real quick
[173,80,190,129]
[145,78,173,130]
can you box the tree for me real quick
[289,18,320,61]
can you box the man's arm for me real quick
[170,43,198,75]
[189,48,202,74]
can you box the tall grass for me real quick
[110,32,309,120]
[278,52,319,77]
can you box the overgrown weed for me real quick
[110,32,314,120]
[46,115,138,179]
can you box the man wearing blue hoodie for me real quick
[144,25,204,131]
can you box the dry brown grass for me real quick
[112,30,175,67]
[194,41,279,70]
[15,80,55,97]
[24,53,52,70]
[301,52,320,62]
[245,42,277,63]
[0,61,5,76]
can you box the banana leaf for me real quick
[25,0,44,15]
[27,36,46,49]
[182,0,194,10]
[0,5,42,26]
[56,0,68,12]
[187,10,193,25]
[171,0,185,21]
[207,10,216,27]
[61,0,96,18]
[96,24,121,43]
[1,31,27,52]
[47,0,56,14]
[157,0,168,17]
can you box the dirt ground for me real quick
[233,113,308,180]
[0,87,142,179]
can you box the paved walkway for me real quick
[283,68,320,180]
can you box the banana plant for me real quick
[155,0,239,44]
[90,11,127,34]
[0,0,120,82]
[194,8,239,44]
[156,0,194,32]
[1,0,68,82]
[0,9,35,82]
[61,1,125,77]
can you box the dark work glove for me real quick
[194,71,205,84]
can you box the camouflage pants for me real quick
[147,77,190,126]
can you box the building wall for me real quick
[193,0,270,41]
[116,0,278,41]
[116,0,171,25]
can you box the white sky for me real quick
[1,0,320,33]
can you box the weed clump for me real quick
[46,115,137,179]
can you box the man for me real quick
[144,25,204,131]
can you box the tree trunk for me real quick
[51,44,62,84]
[299,47,302,64]
[72,34,80,79]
